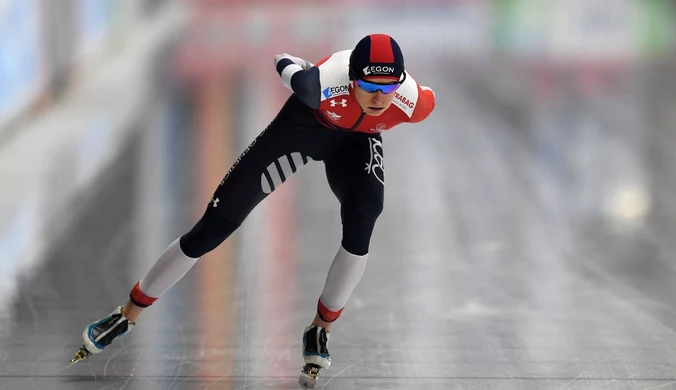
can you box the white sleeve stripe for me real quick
[281,64,303,90]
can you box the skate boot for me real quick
[299,324,330,389]
[68,306,135,366]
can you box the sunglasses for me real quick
[356,79,402,94]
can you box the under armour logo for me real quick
[211,197,220,207]
[330,99,347,107]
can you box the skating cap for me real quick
[349,34,405,82]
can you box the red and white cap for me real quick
[349,34,405,82]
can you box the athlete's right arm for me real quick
[274,53,321,109]
[409,85,436,123]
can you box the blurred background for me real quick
[2,0,676,389]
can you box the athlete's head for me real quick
[349,34,406,116]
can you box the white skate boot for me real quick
[299,324,331,388]
[68,306,135,366]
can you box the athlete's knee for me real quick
[344,195,383,223]
[340,197,384,255]
[179,208,241,258]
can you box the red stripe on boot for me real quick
[130,282,157,307]
[317,299,343,322]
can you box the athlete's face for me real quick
[354,77,398,116]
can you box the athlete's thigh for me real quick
[324,133,384,208]
[211,122,317,224]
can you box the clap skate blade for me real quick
[299,363,321,388]
[68,345,92,367]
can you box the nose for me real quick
[371,90,385,104]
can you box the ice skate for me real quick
[68,306,135,366]
[298,325,330,388]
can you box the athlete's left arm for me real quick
[409,84,436,123]
[273,53,321,109]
